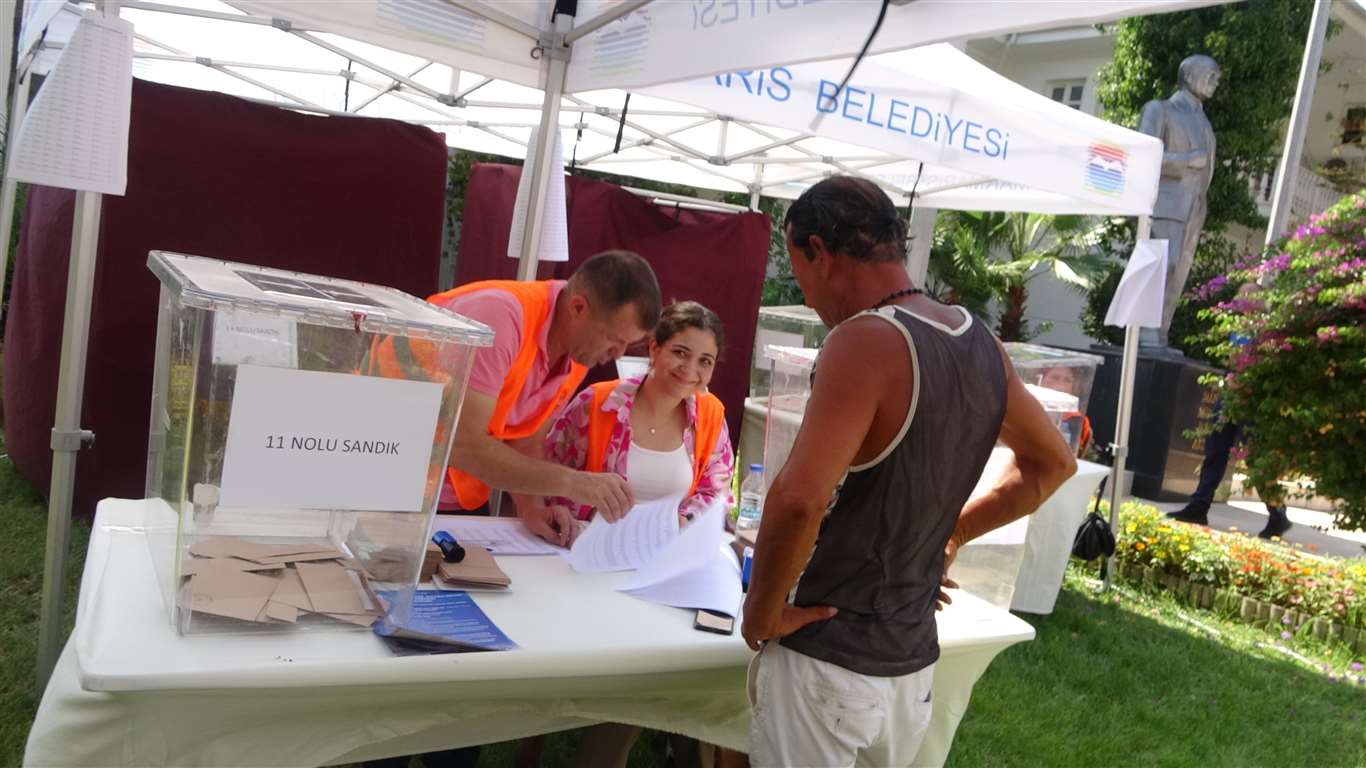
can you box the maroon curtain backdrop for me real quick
[4,79,449,517]
[455,163,770,445]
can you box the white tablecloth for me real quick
[25,499,1035,768]
[1010,458,1108,613]
[740,400,1108,615]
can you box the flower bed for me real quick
[1107,502,1366,651]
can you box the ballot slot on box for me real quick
[143,251,493,635]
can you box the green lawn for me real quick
[1,442,1361,767]
[946,569,1365,768]
[0,450,89,767]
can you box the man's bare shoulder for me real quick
[817,314,907,383]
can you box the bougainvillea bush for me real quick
[1195,190,1366,530]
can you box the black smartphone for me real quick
[694,609,735,635]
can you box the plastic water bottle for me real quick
[737,464,765,532]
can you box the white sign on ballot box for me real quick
[220,365,442,512]
[211,312,298,368]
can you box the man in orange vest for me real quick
[434,250,661,544]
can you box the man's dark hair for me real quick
[784,176,906,263]
[572,250,662,329]
[654,300,725,358]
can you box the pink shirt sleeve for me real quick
[680,418,735,522]
[435,291,523,398]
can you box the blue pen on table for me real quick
[741,546,754,592]
[431,530,466,563]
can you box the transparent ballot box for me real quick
[757,345,819,494]
[143,252,493,635]
[1004,343,1103,453]
[750,305,828,397]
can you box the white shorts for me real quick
[748,642,934,768]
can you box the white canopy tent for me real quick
[9,0,1226,689]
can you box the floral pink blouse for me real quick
[544,376,735,522]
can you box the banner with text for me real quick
[641,45,1163,215]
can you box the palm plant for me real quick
[926,210,1110,341]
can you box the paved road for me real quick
[1146,499,1366,559]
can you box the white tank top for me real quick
[626,441,692,502]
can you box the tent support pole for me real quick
[36,190,103,691]
[749,161,764,211]
[0,71,33,329]
[1263,0,1330,247]
[906,205,935,287]
[516,12,572,281]
[1104,214,1150,591]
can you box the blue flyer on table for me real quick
[374,589,518,652]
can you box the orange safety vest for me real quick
[364,280,586,510]
[583,380,726,498]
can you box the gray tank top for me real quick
[780,304,1007,677]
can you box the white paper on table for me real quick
[433,516,564,556]
[7,10,133,196]
[617,501,724,591]
[506,131,569,263]
[1104,239,1168,328]
[212,312,298,369]
[617,502,742,616]
[564,495,682,573]
[622,543,742,616]
[219,365,443,512]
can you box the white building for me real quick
[963,1,1366,349]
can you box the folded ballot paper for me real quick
[566,497,742,617]
[181,536,385,627]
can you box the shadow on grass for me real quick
[948,582,1366,768]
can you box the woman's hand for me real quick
[519,502,580,548]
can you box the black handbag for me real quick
[1071,476,1116,561]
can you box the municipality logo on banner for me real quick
[1085,143,1127,196]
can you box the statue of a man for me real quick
[1138,54,1221,350]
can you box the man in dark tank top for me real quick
[742,177,1077,767]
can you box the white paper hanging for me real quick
[506,131,570,263]
[6,10,133,196]
[1104,238,1169,328]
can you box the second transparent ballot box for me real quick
[1004,343,1103,453]
[758,345,819,494]
[143,252,493,635]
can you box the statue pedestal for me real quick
[1082,345,1223,501]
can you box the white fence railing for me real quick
[1245,163,1344,224]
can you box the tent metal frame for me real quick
[7,0,1234,690]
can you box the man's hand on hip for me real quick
[741,603,838,652]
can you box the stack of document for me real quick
[435,546,511,590]
[566,497,742,617]
[432,515,568,556]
